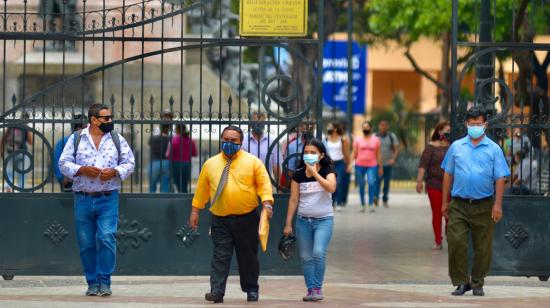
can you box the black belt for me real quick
[453,196,493,204]
[75,190,116,198]
[215,209,256,219]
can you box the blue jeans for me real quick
[332,160,347,206]
[149,159,170,193]
[376,166,393,203]
[355,165,378,207]
[296,216,334,290]
[74,191,119,286]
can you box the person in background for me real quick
[324,121,351,212]
[441,106,509,297]
[284,138,336,302]
[243,112,282,184]
[148,121,171,193]
[506,148,538,195]
[54,114,87,192]
[167,124,197,193]
[375,119,400,208]
[0,112,33,192]
[189,126,273,304]
[285,124,313,183]
[349,121,383,213]
[340,121,353,207]
[505,127,531,165]
[416,121,451,250]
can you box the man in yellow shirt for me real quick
[189,125,274,304]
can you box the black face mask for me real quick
[327,129,334,135]
[99,122,114,134]
[363,129,371,135]
[252,124,265,135]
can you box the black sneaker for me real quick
[99,283,112,297]
[85,284,99,296]
[205,292,224,303]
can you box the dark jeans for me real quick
[74,191,119,286]
[505,185,535,195]
[172,161,191,193]
[376,165,393,203]
[332,160,347,206]
[341,170,351,206]
[210,210,260,296]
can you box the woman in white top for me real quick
[325,121,351,211]
[284,138,337,302]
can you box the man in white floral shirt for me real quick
[59,103,135,297]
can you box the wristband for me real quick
[263,204,273,210]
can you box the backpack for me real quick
[62,130,121,192]
[376,132,396,150]
[72,130,121,162]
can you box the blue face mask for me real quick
[222,141,241,157]
[467,125,485,139]
[303,154,319,166]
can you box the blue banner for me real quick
[322,40,367,114]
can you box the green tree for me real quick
[365,0,521,118]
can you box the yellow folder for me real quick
[258,208,270,252]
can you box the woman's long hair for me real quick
[297,138,334,169]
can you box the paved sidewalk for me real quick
[1,192,549,307]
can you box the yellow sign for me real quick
[239,0,308,37]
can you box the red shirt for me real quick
[168,135,197,162]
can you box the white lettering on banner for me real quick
[322,56,360,69]
[323,71,363,83]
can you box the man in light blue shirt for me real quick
[441,106,510,297]
[242,112,282,182]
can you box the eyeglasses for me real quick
[95,115,113,121]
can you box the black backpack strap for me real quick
[110,130,122,164]
[72,130,82,160]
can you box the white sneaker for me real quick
[336,206,343,212]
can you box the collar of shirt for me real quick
[461,135,489,148]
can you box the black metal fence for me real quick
[0,0,323,194]
[451,0,550,196]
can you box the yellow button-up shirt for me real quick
[192,150,274,216]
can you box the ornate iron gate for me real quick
[451,0,550,281]
[0,0,325,279]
